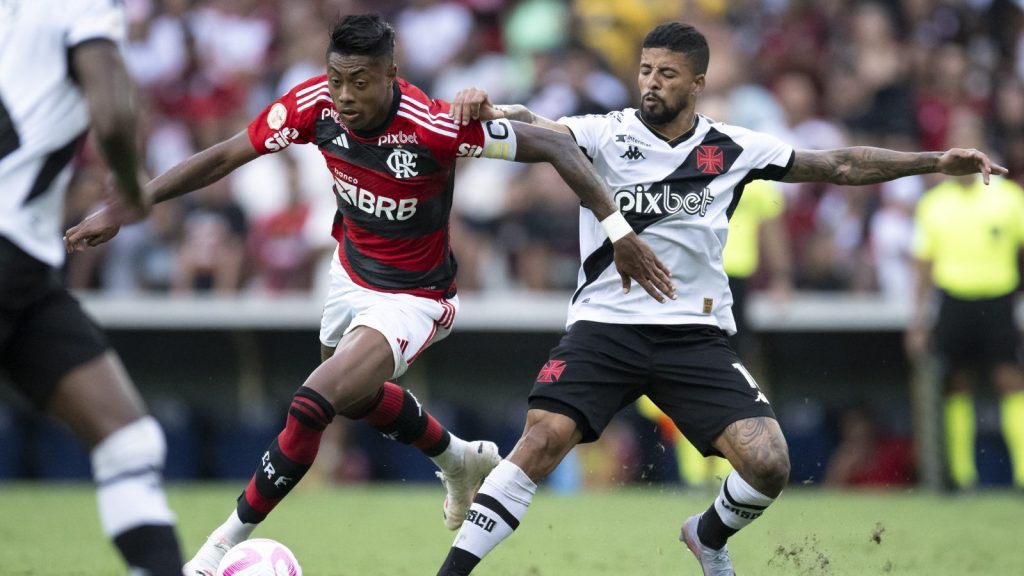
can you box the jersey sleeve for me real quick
[738,129,795,181]
[453,118,519,161]
[557,114,606,160]
[247,82,321,155]
[63,0,127,47]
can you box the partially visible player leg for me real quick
[185,331,390,575]
[5,282,184,576]
[437,409,579,576]
[682,417,789,576]
[992,363,1024,488]
[48,352,183,576]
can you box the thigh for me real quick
[1,281,110,410]
[933,294,982,367]
[319,256,457,379]
[977,295,1020,365]
[47,351,147,447]
[527,321,650,443]
[647,326,776,457]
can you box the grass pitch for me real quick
[0,482,1018,575]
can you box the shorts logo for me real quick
[696,145,724,174]
[397,338,409,354]
[386,148,419,179]
[536,360,567,382]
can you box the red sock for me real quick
[363,382,450,456]
[237,387,335,524]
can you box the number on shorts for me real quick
[732,362,769,404]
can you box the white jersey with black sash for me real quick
[0,0,126,266]
[559,110,794,334]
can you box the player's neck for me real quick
[642,110,698,142]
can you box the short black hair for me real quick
[328,14,395,62]
[642,23,709,75]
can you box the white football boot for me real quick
[680,514,736,576]
[436,440,501,530]
[182,535,234,576]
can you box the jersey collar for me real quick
[634,110,700,148]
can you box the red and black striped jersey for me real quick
[248,75,516,299]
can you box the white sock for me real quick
[91,416,175,537]
[432,434,469,473]
[452,460,536,559]
[213,510,257,545]
[713,471,776,531]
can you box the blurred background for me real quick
[2,0,1022,491]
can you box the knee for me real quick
[744,441,790,497]
[511,420,577,481]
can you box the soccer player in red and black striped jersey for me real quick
[66,13,674,575]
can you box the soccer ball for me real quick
[215,538,302,576]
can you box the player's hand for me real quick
[612,233,676,303]
[937,148,1008,184]
[449,87,502,126]
[63,197,145,253]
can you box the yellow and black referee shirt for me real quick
[912,176,1024,299]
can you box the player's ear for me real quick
[386,63,397,86]
[693,73,706,95]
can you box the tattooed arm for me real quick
[783,147,1007,185]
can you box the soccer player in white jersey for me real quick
[65,14,674,575]
[0,0,183,573]
[440,22,1006,575]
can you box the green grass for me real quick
[0,482,1019,575]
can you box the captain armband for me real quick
[601,211,633,243]
[479,118,518,160]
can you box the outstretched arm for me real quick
[449,88,568,133]
[509,120,675,302]
[783,147,1007,186]
[65,131,258,252]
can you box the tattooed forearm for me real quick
[784,148,942,185]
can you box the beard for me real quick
[639,93,686,125]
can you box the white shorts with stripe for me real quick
[319,250,458,379]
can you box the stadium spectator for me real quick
[173,179,247,294]
[822,403,915,488]
[906,109,1024,490]
[0,1,183,573]
[439,21,1006,576]
[65,13,674,574]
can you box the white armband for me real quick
[601,211,633,243]
[479,118,518,160]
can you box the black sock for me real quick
[437,547,482,576]
[697,506,737,550]
[113,524,183,576]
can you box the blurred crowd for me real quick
[64,0,1024,299]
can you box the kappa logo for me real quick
[536,360,567,382]
[620,145,646,161]
[696,145,724,174]
[386,148,419,179]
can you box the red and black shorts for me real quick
[1,237,108,409]
[528,320,776,456]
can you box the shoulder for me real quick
[394,79,462,143]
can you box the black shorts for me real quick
[933,291,1020,369]
[0,237,108,409]
[528,321,776,456]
